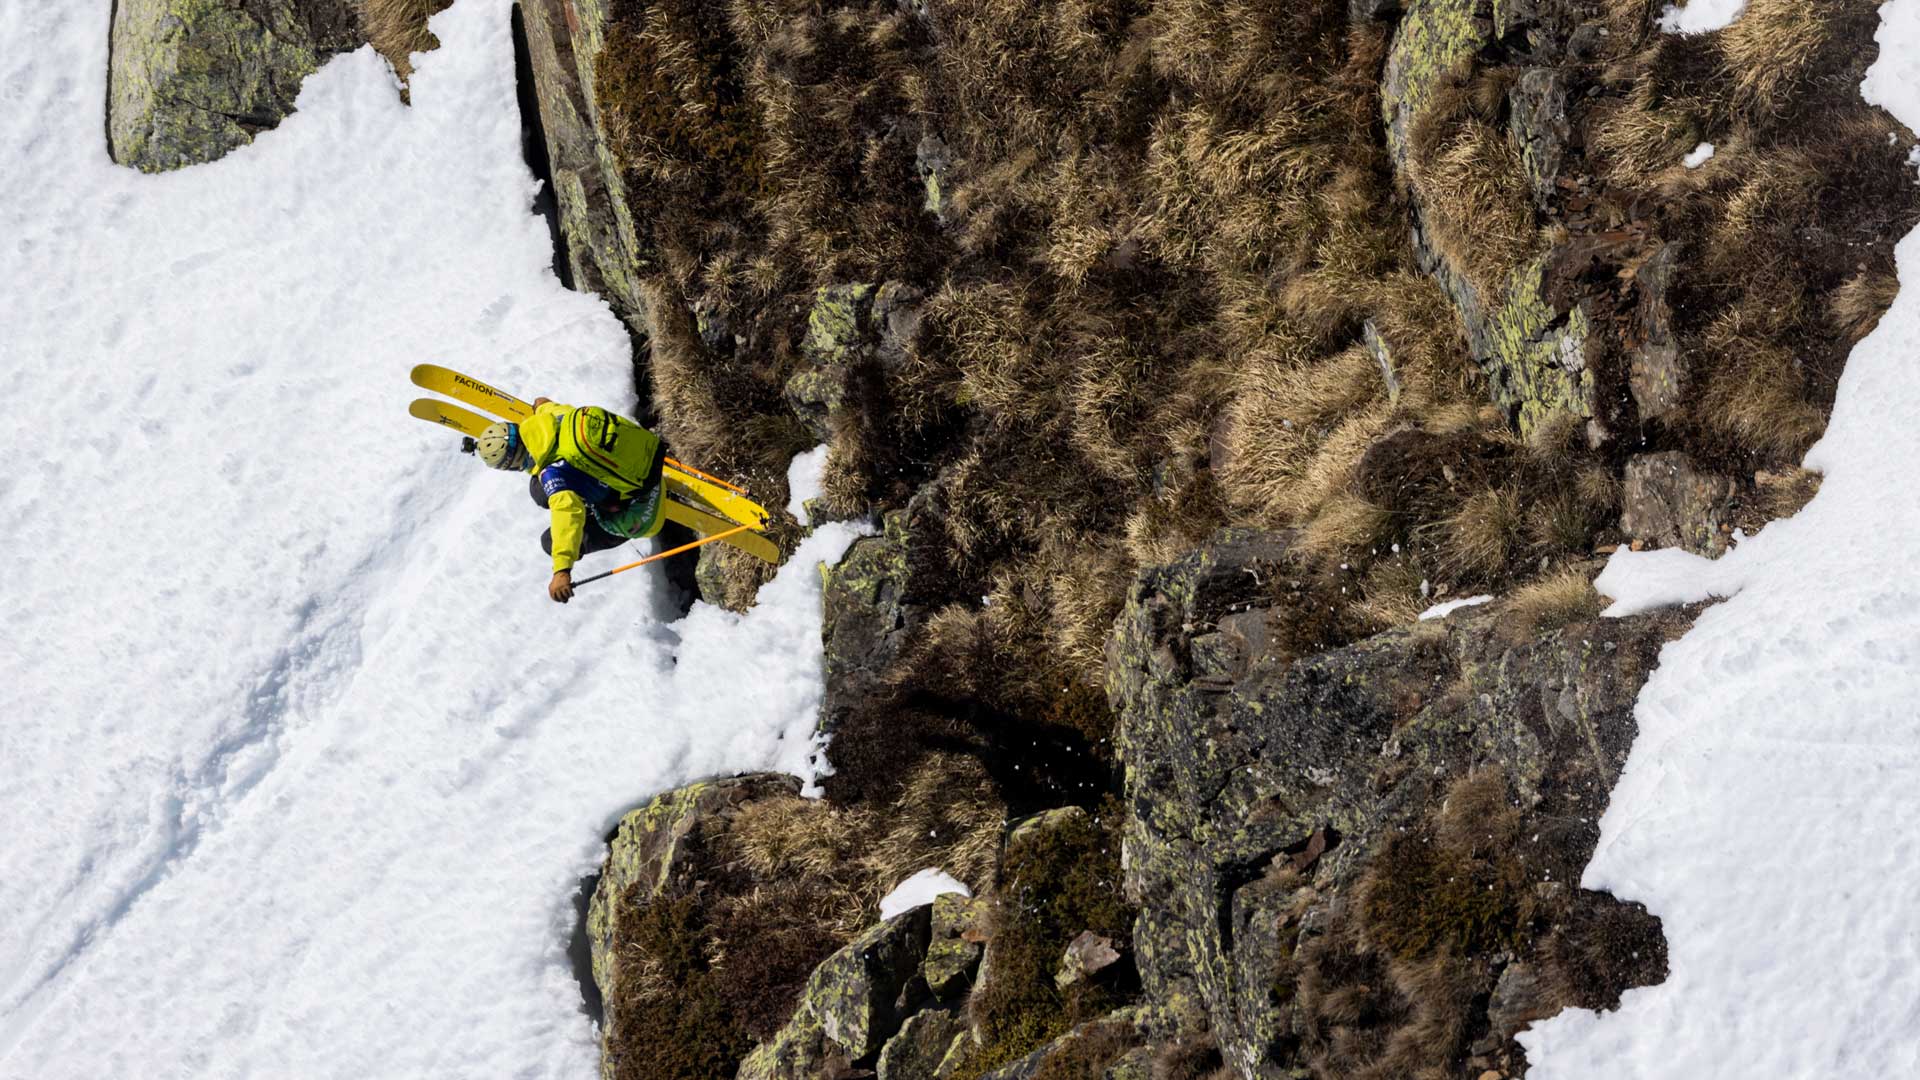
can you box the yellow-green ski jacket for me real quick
[520,402,663,573]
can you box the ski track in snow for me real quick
[1526,1,1920,1075]
[0,3,863,1076]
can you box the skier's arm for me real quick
[547,488,589,574]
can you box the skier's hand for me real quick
[533,396,553,408]
[549,570,575,604]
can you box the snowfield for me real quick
[1525,1,1920,1075]
[0,3,859,1076]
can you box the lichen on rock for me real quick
[819,508,917,737]
[109,0,362,172]
[924,892,987,1002]
[587,777,795,1071]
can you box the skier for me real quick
[467,396,665,604]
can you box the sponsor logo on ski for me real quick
[454,373,508,401]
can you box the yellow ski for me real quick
[409,397,491,437]
[663,471,771,531]
[410,363,532,421]
[662,498,781,564]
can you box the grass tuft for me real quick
[356,0,452,84]
[1502,566,1604,640]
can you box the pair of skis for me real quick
[408,364,781,565]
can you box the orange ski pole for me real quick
[572,523,757,588]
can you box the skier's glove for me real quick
[549,570,575,604]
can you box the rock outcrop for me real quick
[819,509,920,738]
[515,0,653,334]
[785,282,925,444]
[975,1009,1150,1080]
[738,888,995,1079]
[739,907,936,1080]
[588,773,918,1080]
[549,0,1916,1075]
[1376,0,1664,442]
[1621,452,1737,558]
[109,0,362,172]
[586,774,803,1066]
[1378,0,1914,458]
[1108,529,1687,1078]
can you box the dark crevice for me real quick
[512,3,570,287]
[569,872,607,1025]
[104,0,118,161]
[1215,847,1287,956]
[509,7,688,611]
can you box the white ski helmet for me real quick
[475,421,530,471]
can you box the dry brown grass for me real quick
[1586,75,1713,194]
[639,280,731,465]
[1437,487,1523,581]
[356,0,451,84]
[584,0,1905,921]
[1501,566,1604,640]
[1830,270,1903,344]
[1750,467,1824,524]
[1578,0,1919,469]
[1405,79,1536,297]
[725,751,1006,933]
[1693,306,1830,461]
[1719,0,1833,112]
[573,0,1920,1069]
[598,0,1590,690]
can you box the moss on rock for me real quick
[589,775,879,1080]
[737,907,935,1080]
[961,802,1137,1076]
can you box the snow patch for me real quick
[879,869,972,920]
[1593,546,1730,616]
[1418,595,1493,621]
[1658,0,1747,34]
[1683,142,1716,168]
[786,444,830,526]
[664,521,872,796]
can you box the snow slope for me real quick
[1525,2,1920,1075]
[0,3,859,1076]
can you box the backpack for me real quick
[554,406,661,499]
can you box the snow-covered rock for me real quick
[878,868,970,920]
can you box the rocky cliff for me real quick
[538,0,1909,1076]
